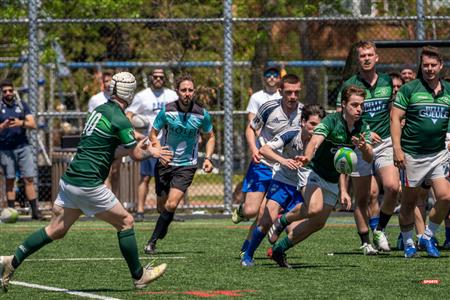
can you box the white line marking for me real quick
[11,280,122,300]
[25,256,186,262]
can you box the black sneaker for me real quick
[134,213,145,222]
[271,250,292,268]
[144,242,157,255]
[31,211,47,221]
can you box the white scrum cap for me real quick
[110,72,137,104]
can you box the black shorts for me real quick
[155,162,197,197]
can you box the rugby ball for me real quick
[333,147,357,174]
[131,114,150,129]
[0,208,19,224]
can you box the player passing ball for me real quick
[268,84,374,267]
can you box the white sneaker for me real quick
[360,243,378,256]
[373,230,391,252]
[0,255,15,293]
[133,263,167,289]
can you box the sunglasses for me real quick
[264,71,279,78]
[179,88,194,93]
[2,89,14,93]
[153,75,165,80]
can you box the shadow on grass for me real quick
[259,262,360,270]
[151,250,205,255]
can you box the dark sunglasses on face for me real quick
[180,88,194,93]
[153,75,165,80]
[264,71,279,78]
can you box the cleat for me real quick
[373,230,390,252]
[31,211,47,221]
[443,240,450,249]
[360,243,378,256]
[240,256,255,267]
[134,213,145,223]
[271,250,292,268]
[404,244,417,258]
[231,206,247,224]
[0,255,15,293]
[418,237,440,258]
[133,263,167,289]
[144,242,157,255]
[430,236,439,248]
[266,247,273,258]
[396,233,404,250]
[268,217,286,245]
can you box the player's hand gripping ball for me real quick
[333,147,357,174]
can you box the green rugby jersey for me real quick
[62,101,137,187]
[394,78,450,155]
[309,112,372,183]
[336,73,393,139]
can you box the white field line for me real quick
[25,256,186,262]
[11,280,122,300]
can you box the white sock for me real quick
[402,230,414,247]
[424,222,440,240]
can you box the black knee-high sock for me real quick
[28,199,39,216]
[376,211,392,231]
[7,200,15,208]
[149,211,174,243]
[358,231,370,245]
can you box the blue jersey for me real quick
[153,100,213,166]
[0,98,32,150]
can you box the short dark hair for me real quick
[302,104,326,122]
[280,74,300,89]
[0,79,14,89]
[389,72,403,83]
[341,85,365,105]
[175,74,194,90]
[355,40,377,52]
[420,46,443,63]
[102,70,113,79]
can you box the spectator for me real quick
[126,69,178,222]
[0,79,43,220]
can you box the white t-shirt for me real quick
[126,87,178,132]
[88,92,108,112]
[246,89,282,115]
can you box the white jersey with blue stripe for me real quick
[250,99,303,167]
[266,128,308,186]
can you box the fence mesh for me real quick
[0,0,449,212]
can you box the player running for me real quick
[268,85,374,267]
[240,104,326,266]
[0,72,172,292]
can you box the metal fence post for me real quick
[416,0,425,40]
[223,0,233,214]
[28,0,40,196]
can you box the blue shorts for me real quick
[0,145,36,179]
[140,158,157,177]
[242,162,273,193]
[266,179,304,212]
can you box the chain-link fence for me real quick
[0,0,449,213]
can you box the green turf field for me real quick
[1,216,448,299]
